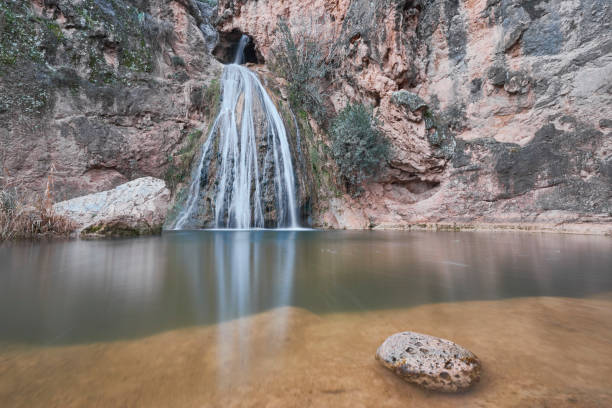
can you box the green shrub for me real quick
[171,56,186,67]
[329,103,389,190]
[271,19,328,123]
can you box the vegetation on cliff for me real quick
[270,18,391,197]
[330,103,389,191]
[271,19,329,123]
[164,129,205,192]
[0,178,76,241]
[164,76,221,194]
[0,0,173,118]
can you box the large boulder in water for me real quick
[376,332,481,392]
[54,177,170,238]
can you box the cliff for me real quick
[0,0,221,202]
[1,0,610,234]
[217,0,611,233]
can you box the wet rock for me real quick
[470,78,483,96]
[522,14,563,56]
[376,332,481,392]
[600,119,612,128]
[194,0,219,52]
[53,177,170,238]
[487,64,530,94]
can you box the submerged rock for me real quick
[376,332,481,392]
[54,177,170,238]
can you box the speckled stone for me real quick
[376,332,481,392]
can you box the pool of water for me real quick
[2,231,612,407]
[1,230,611,345]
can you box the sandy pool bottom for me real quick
[1,295,612,408]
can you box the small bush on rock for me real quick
[330,103,389,190]
[271,19,329,122]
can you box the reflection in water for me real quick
[2,231,612,407]
[212,232,296,387]
[0,231,611,346]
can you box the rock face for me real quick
[216,0,612,233]
[376,332,482,392]
[53,177,170,237]
[3,0,611,233]
[1,0,221,202]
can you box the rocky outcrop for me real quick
[53,177,170,237]
[3,0,610,233]
[1,0,222,203]
[376,331,482,392]
[216,0,612,233]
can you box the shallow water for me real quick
[1,231,611,407]
[1,230,611,345]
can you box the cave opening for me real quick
[213,30,264,65]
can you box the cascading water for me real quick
[174,35,299,230]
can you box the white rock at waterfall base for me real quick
[53,177,170,237]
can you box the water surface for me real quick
[1,230,610,345]
[2,231,612,407]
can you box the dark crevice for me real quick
[212,29,264,64]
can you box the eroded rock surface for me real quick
[53,177,170,237]
[376,332,481,392]
[1,0,221,201]
[217,0,612,233]
[3,0,610,233]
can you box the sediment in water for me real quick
[1,295,611,408]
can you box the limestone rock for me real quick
[53,177,170,238]
[0,0,222,201]
[499,4,531,51]
[216,0,612,232]
[3,0,611,234]
[376,332,481,392]
[504,71,530,94]
[391,91,428,113]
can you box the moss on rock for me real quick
[81,220,161,238]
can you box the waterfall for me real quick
[233,34,249,65]
[174,35,299,230]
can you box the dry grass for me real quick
[0,201,76,241]
[0,165,77,241]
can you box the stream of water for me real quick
[174,36,298,229]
